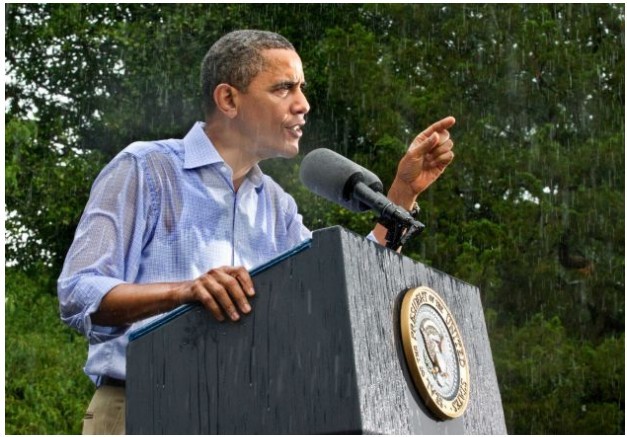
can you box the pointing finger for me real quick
[418,116,456,140]
[409,131,439,156]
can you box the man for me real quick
[58,29,455,434]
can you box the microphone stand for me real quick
[351,181,425,250]
[377,203,425,251]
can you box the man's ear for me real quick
[213,84,239,119]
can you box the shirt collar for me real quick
[183,122,223,169]
[183,122,265,190]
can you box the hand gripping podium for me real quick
[126,226,506,434]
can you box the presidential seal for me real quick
[400,286,470,420]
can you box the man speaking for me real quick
[57,29,455,434]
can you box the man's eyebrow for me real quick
[270,80,307,90]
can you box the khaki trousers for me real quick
[82,385,126,435]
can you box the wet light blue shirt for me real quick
[57,122,312,382]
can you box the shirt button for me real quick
[220,166,227,172]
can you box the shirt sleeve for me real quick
[365,231,378,243]
[57,152,154,344]
[282,191,313,249]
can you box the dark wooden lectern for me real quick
[126,226,506,434]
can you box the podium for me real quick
[126,226,506,434]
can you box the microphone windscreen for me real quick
[299,148,383,212]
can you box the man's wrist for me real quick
[172,281,193,306]
[387,179,420,212]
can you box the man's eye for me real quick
[273,83,305,96]
[274,85,291,96]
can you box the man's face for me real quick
[235,49,310,160]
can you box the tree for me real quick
[5,4,624,434]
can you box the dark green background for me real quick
[5,4,624,434]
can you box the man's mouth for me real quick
[286,123,304,138]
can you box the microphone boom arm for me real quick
[352,182,425,250]
[299,148,425,250]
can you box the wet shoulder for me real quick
[121,138,185,163]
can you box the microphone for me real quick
[299,147,383,212]
[299,148,424,243]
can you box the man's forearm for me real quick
[90,281,189,327]
[90,265,256,326]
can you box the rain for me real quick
[4,4,625,435]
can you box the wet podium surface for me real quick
[126,226,506,434]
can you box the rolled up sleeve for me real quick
[57,152,153,343]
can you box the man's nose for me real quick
[292,88,310,115]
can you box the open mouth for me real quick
[286,124,304,138]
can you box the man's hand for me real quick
[372,116,456,248]
[388,116,456,207]
[179,266,256,322]
[92,266,256,326]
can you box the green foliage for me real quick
[5,117,105,274]
[493,314,625,434]
[5,268,93,434]
[5,4,624,434]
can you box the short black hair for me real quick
[200,30,295,117]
